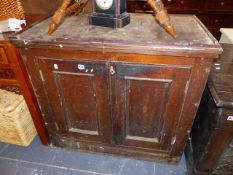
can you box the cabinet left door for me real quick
[37,57,111,144]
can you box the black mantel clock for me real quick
[89,0,130,28]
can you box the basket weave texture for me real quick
[0,0,25,20]
[0,89,37,146]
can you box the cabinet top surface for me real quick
[208,43,233,108]
[11,13,222,58]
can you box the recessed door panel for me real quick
[54,72,98,135]
[112,63,191,151]
[125,77,171,143]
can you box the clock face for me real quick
[95,0,113,10]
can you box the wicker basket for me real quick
[0,89,37,146]
[0,0,25,20]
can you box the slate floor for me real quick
[0,136,186,175]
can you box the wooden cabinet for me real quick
[196,14,233,29]
[11,14,222,163]
[165,0,200,11]
[127,0,233,40]
[203,0,233,13]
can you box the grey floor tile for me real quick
[0,142,9,154]
[0,141,8,149]
[19,160,105,175]
[154,155,186,175]
[0,158,21,175]
[118,159,155,175]
[51,148,125,174]
[0,136,57,164]
[0,158,107,175]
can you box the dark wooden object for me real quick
[10,13,222,163]
[147,0,176,38]
[127,0,233,40]
[89,0,130,28]
[186,43,233,175]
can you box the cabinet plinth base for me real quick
[51,136,180,164]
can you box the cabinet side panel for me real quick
[11,48,50,144]
[171,59,212,156]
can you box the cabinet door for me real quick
[111,63,191,151]
[38,57,111,143]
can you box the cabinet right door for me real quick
[111,63,192,151]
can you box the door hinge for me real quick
[39,70,45,82]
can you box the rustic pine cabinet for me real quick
[11,14,222,163]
